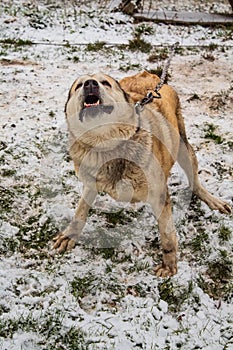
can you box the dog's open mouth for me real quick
[83,94,101,109]
[80,94,114,121]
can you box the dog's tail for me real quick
[176,102,231,214]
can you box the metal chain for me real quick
[154,41,179,97]
[135,41,179,112]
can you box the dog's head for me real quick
[66,73,131,117]
[65,73,137,147]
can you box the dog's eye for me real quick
[101,80,111,88]
[75,83,83,90]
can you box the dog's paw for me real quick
[213,199,231,215]
[202,194,231,214]
[154,264,177,278]
[53,234,76,253]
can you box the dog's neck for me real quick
[69,118,141,151]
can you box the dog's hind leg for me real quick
[149,187,178,277]
[177,108,231,214]
[53,187,97,253]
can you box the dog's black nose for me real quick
[84,79,99,95]
[84,79,98,88]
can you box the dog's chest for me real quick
[72,131,154,202]
[96,158,149,202]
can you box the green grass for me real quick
[1,168,17,177]
[158,279,194,313]
[101,209,133,228]
[216,25,233,40]
[148,48,169,62]
[128,36,152,53]
[197,249,233,301]
[204,123,224,144]
[119,62,141,71]
[86,41,106,51]
[126,283,147,297]
[208,249,232,281]
[72,55,80,62]
[90,207,143,228]
[147,66,171,83]
[0,312,59,339]
[207,43,218,51]
[0,304,10,316]
[0,311,87,350]
[18,215,58,250]
[0,186,14,214]
[0,38,33,46]
[94,247,116,259]
[128,23,154,53]
[70,272,125,304]
[218,225,232,242]
[49,327,87,350]
[0,181,60,254]
[134,24,154,36]
[49,110,55,118]
[0,141,8,151]
[70,274,96,299]
[189,230,209,253]
[0,215,59,255]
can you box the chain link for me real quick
[135,42,179,112]
[154,41,179,95]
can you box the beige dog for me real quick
[53,71,231,277]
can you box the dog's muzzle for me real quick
[79,79,114,121]
[83,79,101,108]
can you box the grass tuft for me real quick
[197,249,233,301]
[0,38,33,46]
[158,279,194,312]
[148,48,169,62]
[70,274,96,299]
[86,41,106,51]
[218,225,232,242]
[128,36,152,53]
[0,311,87,349]
[147,66,171,83]
[204,123,224,144]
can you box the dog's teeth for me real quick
[84,100,100,108]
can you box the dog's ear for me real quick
[64,90,71,115]
[115,80,131,102]
[101,73,131,102]
[64,90,71,114]
[64,79,78,114]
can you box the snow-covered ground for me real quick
[0,1,232,349]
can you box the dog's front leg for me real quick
[53,187,97,253]
[149,188,178,277]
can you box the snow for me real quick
[0,1,233,349]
